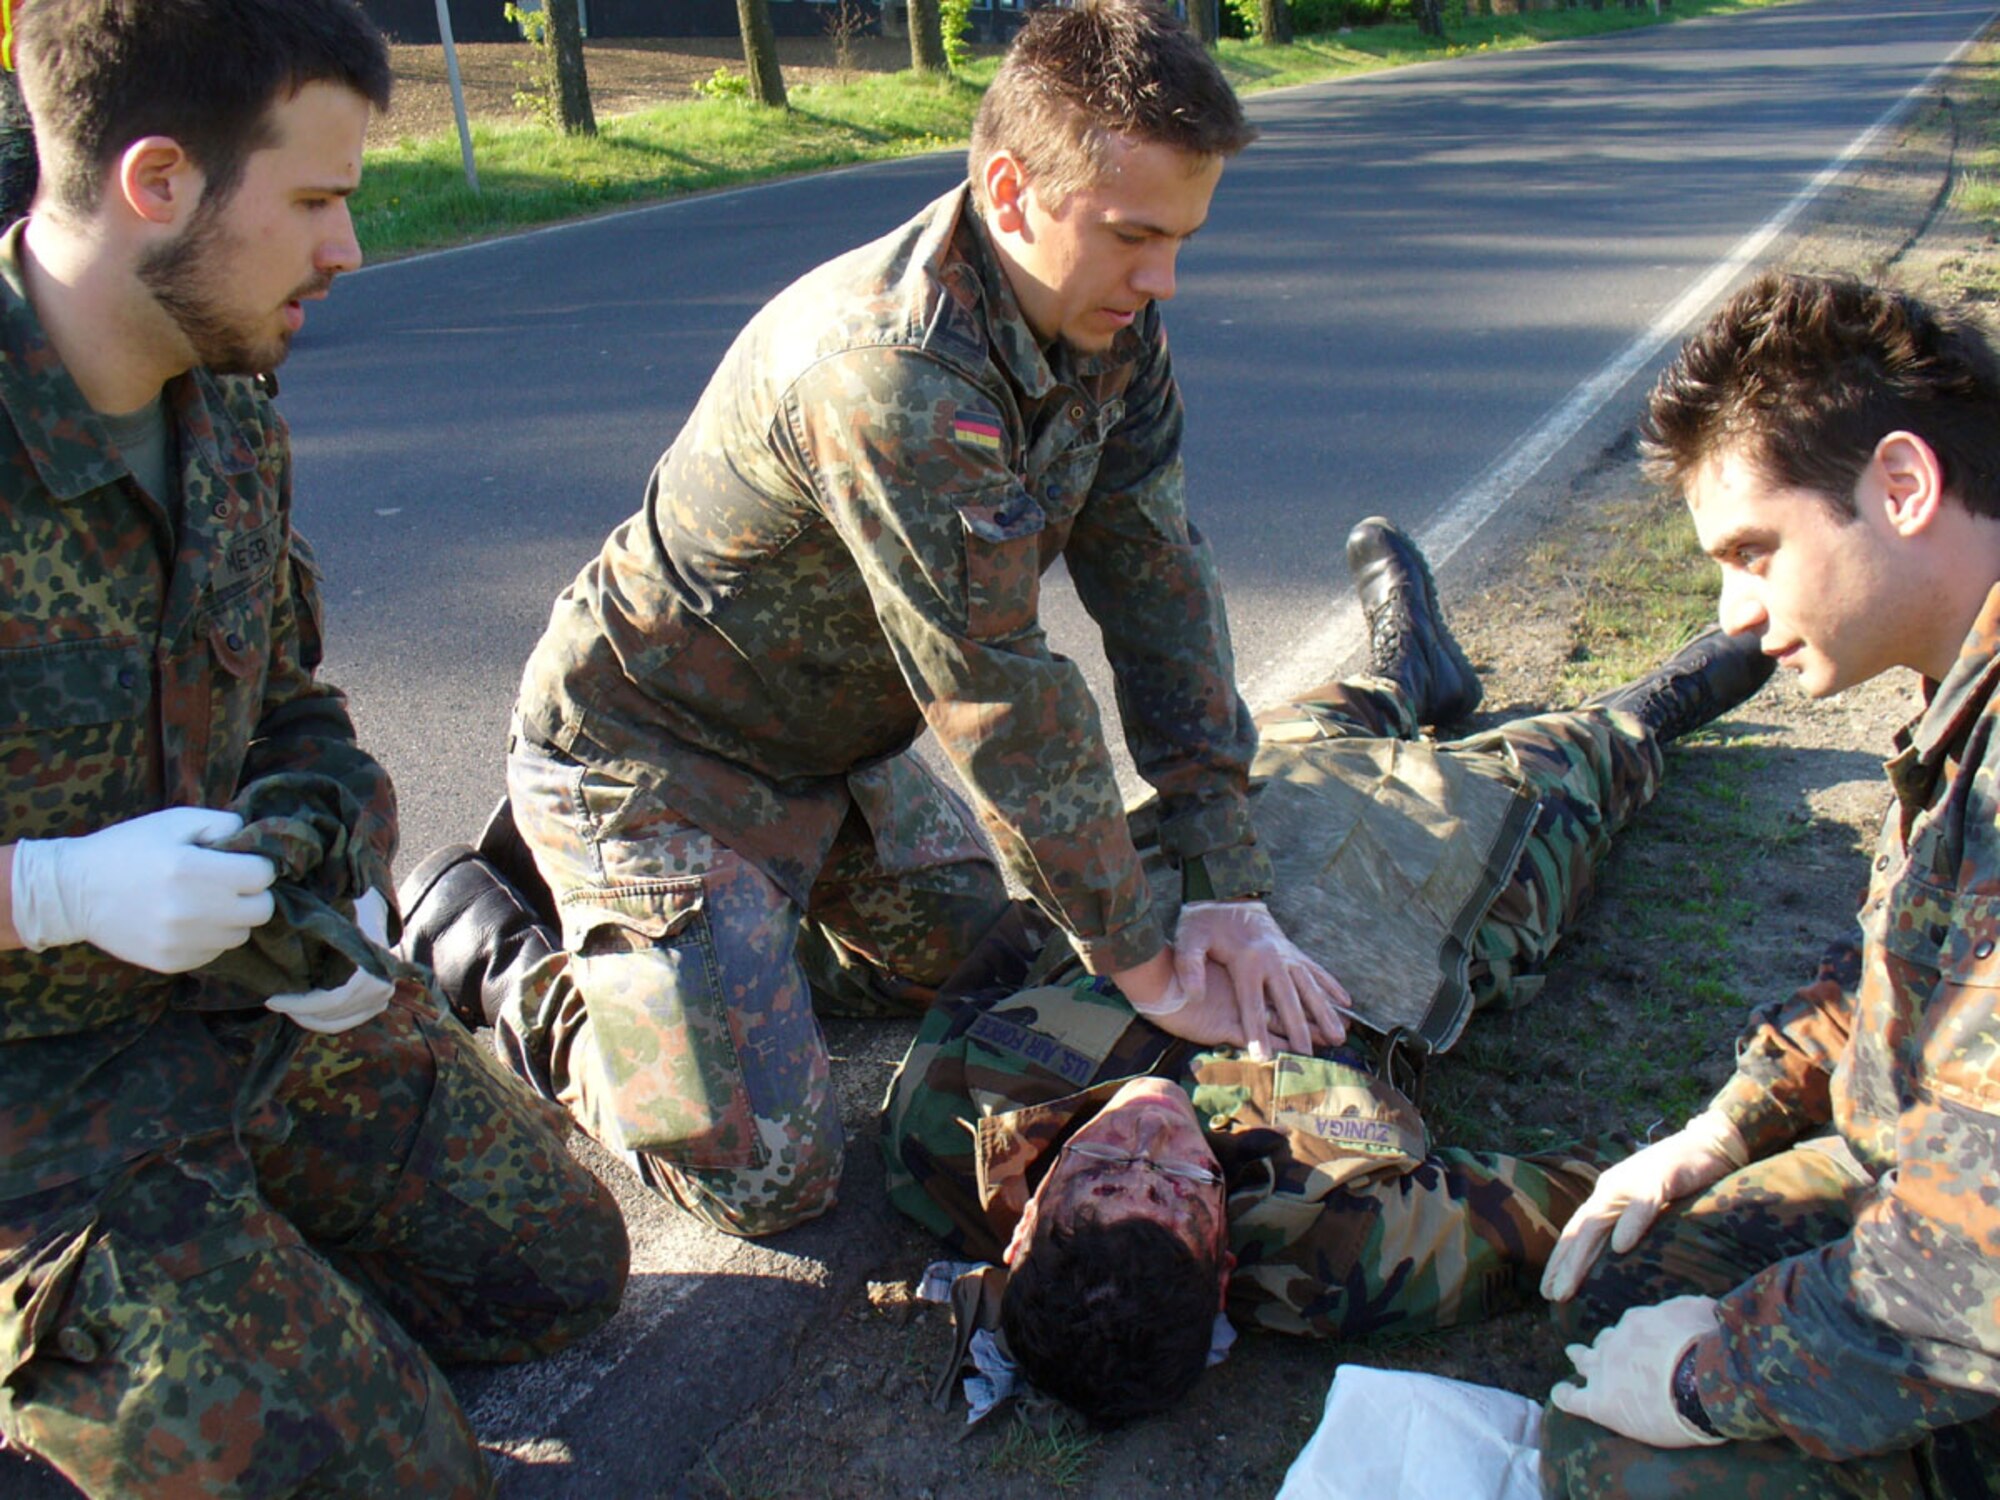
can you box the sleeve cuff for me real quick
[1692,1327,1783,1443]
[1179,842,1272,903]
[1708,1074,1808,1161]
[1065,910,1168,976]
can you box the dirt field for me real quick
[375,35,933,146]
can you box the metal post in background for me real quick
[435,0,479,194]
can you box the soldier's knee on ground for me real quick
[437,1168,630,1361]
[635,1125,844,1238]
[3,1234,495,1500]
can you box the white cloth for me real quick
[1277,1365,1544,1500]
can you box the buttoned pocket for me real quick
[560,881,766,1170]
[0,638,152,838]
[958,492,1046,642]
[0,637,150,733]
[1916,891,2000,1113]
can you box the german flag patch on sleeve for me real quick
[951,408,1004,452]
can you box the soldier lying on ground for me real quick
[398,0,1349,1241]
[0,5,627,1495]
[878,517,1775,1425]
[1537,275,2000,1498]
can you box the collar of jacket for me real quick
[946,184,1151,405]
[0,220,259,504]
[972,1075,1136,1233]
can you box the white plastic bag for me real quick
[1275,1365,1545,1500]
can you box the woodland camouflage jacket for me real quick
[1697,582,2000,1457]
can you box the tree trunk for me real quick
[1257,0,1291,45]
[545,0,597,135]
[907,0,948,74]
[736,0,790,107]
[1186,0,1219,47]
[1413,0,1446,35]
[0,68,35,230]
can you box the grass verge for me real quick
[359,0,1798,258]
[1943,38,2000,298]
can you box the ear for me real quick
[981,150,1031,236]
[1873,431,1947,537]
[115,137,203,228]
[1001,1189,1041,1268]
[1215,1247,1235,1313]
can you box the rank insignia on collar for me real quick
[951,409,1003,453]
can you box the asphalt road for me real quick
[4,1,1993,1495]
[292,0,1996,863]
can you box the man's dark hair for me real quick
[1000,1216,1220,1426]
[13,0,391,219]
[968,0,1256,210]
[1643,271,2000,520]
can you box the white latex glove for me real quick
[1127,954,1300,1056]
[11,807,276,973]
[1173,900,1351,1057]
[1549,1295,1727,1448]
[266,888,395,1034]
[1541,1110,1748,1302]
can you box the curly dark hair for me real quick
[1643,271,2000,519]
[15,0,391,218]
[968,0,1256,210]
[1000,1215,1222,1427]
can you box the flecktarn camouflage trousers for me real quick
[0,987,628,1499]
[506,738,1009,1238]
[1542,1137,2000,1499]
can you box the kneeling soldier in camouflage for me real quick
[0,5,627,1494]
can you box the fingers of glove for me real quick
[134,805,246,848]
[1292,964,1350,1048]
[1548,1381,1585,1418]
[1608,1193,1665,1256]
[1247,965,1309,1055]
[352,887,390,946]
[1540,1210,1616,1302]
[170,845,277,897]
[1224,967,1277,1060]
[268,969,394,1034]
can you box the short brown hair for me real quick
[968,0,1256,210]
[1643,272,2000,520]
[14,0,391,219]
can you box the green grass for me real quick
[359,0,1802,258]
[985,1410,1100,1490]
[356,69,983,256]
[1545,484,1726,700]
[1213,0,1789,91]
[1947,41,2000,297]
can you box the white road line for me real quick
[1242,8,2000,711]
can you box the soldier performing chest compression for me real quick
[401,0,1349,1238]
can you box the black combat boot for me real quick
[1585,624,1776,744]
[396,814,557,1033]
[1346,516,1484,727]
